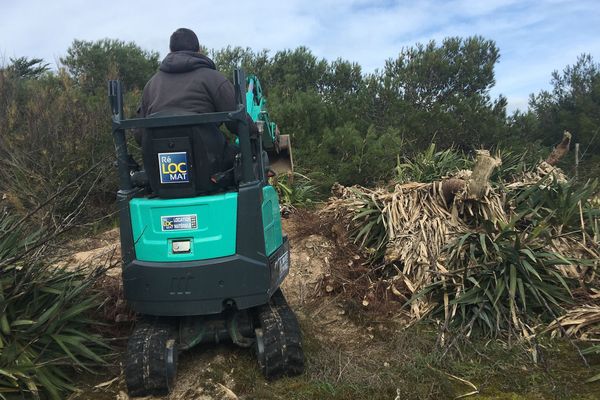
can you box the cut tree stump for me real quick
[466,150,501,200]
[545,131,571,166]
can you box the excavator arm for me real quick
[246,75,293,175]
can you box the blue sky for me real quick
[1,0,599,112]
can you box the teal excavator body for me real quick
[111,70,289,316]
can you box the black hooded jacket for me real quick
[140,51,236,118]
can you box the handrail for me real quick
[111,107,246,131]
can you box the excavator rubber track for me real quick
[255,289,304,379]
[125,317,178,397]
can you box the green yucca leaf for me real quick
[352,208,381,220]
[521,260,542,281]
[479,233,488,256]
[38,286,64,295]
[517,278,527,311]
[524,282,543,305]
[30,302,61,329]
[509,264,517,300]
[35,369,61,400]
[520,249,537,263]
[479,311,493,331]
[58,297,102,322]
[10,319,35,327]
[51,334,90,371]
[355,221,377,248]
[493,278,505,306]
[466,276,481,288]
[62,328,111,349]
[57,334,107,364]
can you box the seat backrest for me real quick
[142,122,227,198]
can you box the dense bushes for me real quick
[210,40,599,185]
[0,63,139,226]
[1,37,598,222]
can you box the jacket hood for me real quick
[159,51,216,73]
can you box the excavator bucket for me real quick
[269,134,294,176]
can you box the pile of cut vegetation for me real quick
[321,140,600,349]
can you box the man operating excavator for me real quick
[108,28,303,397]
[135,28,257,173]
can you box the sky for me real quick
[1,0,599,113]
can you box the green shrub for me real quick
[0,213,111,399]
[274,172,318,208]
[0,69,140,226]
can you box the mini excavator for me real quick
[108,69,302,397]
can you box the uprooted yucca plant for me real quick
[508,177,599,281]
[422,220,581,337]
[322,147,600,338]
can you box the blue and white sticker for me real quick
[161,214,198,231]
[158,152,189,184]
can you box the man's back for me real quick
[141,51,236,117]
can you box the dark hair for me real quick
[169,28,200,52]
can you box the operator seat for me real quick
[141,111,234,198]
